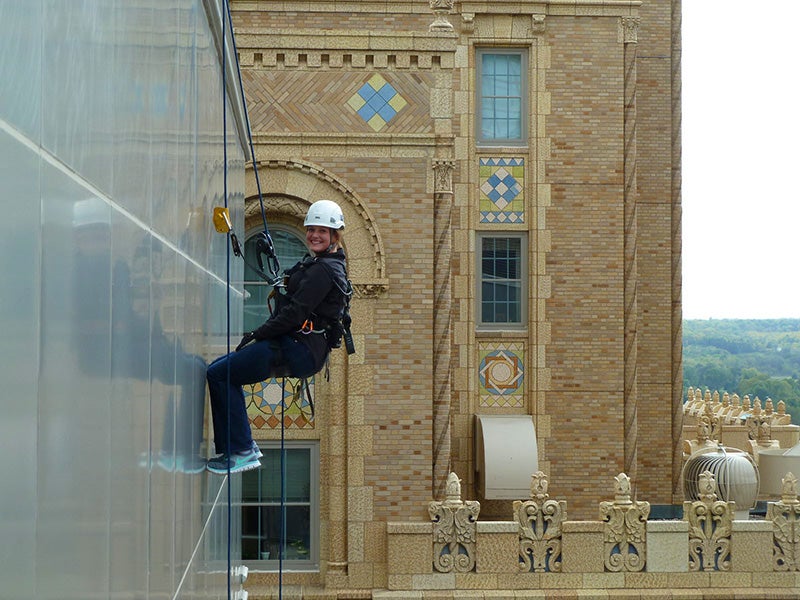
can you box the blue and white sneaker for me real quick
[206,448,261,474]
[251,441,263,459]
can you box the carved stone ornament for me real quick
[531,14,546,34]
[702,401,721,442]
[428,472,481,573]
[531,470,549,502]
[461,13,475,34]
[684,470,734,572]
[352,282,388,299]
[599,473,649,572]
[429,0,454,32]
[620,17,640,44]
[747,409,773,445]
[432,159,455,194]
[514,472,566,572]
[767,472,800,571]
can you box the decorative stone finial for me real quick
[531,471,549,502]
[599,472,649,572]
[515,471,566,573]
[429,0,454,32]
[429,471,480,573]
[698,470,718,502]
[445,471,462,504]
[782,472,800,505]
[684,469,733,572]
[614,472,632,504]
[766,472,800,570]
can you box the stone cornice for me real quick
[233,0,639,12]
[233,29,457,53]
[251,132,453,157]
[459,0,640,17]
[233,0,435,13]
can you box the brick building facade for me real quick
[230,0,683,592]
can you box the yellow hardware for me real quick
[212,207,233,233]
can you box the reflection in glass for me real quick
[1,1,248,597]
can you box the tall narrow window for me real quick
[240,442,320,569]
[477,49,527,146]
[477,234,527,328]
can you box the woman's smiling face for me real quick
[306,225,332,254]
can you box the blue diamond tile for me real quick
[377,104,397,122]
[377,83,396,101]
[349,75,407,131]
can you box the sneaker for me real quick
[251,441,263,459]
[206,449,261,474]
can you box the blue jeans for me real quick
[206,335,316,455]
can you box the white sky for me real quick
[681,2,800,319]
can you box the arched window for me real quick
[243,227,308,331]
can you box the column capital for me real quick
[620,17,640,44]
[432,159,456,194]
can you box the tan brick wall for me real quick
[233,0,682,591]
[635,0,681,505]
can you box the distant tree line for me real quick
[682,319,800,423]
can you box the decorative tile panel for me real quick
[347,74,408,132]
[245,377,315,429]
[478,342,525,408]
[245,71,430,133]
[479,157,525,223]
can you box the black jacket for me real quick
[253,249,349,367]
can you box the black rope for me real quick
[219,5,286,600]
[221,4,233,600]
[222,0,281,286]
[279,377,287,599]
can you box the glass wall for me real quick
[0,1,247,598]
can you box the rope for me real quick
[218,4,286,599]
[222,0,281,284]
[221,4,233,600]
[279,377,287,598]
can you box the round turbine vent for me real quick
[682,446,759,518]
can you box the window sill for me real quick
[475,328,528,338]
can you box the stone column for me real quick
[432,159,455,499]
[326,350,349,578]
[621,16,640,488]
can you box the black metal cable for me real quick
[220,4,286,599]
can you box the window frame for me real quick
[238,440,320,572]
[476,48,529,147]
[476,232,528,330]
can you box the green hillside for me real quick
[682,319,800,423]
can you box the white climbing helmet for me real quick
[304,199,345,230]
